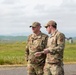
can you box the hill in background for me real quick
[0,36,28,43]
[0,35,76,43]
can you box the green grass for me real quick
[0,41,76,65]
[64,43,76,63]
[0,42,26,65]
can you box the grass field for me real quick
[0,41,26,65]
[0,41,76,65]
[64,42,76,63]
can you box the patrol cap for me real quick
[30,22,41,27]
[44,20,57,28]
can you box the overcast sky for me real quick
[0,0,76,37]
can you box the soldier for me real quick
[35,20,65,75]
[25,22,48,75]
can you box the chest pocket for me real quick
[47,37,57,48]
[33,39,41,47]
[34,39,45,51]
[29,39,41,51]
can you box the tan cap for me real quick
[30,22,41,27]
[44,20,57,28]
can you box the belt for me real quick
[48,62,58,64]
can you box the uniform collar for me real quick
[31,31,42,39]
[51,30,58,37]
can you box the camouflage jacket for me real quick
[46,30,65,64]
[25,32,48,65]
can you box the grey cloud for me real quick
[34,4,45,12]
[2,0,19,4]
[0,0,76,36]
[60,0,76,12]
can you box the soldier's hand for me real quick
[43,49,50,54]
[34,52,41,57]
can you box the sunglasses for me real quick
[32,27,36,28]
[45,25,50,28]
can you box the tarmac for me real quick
[0,64,76,75]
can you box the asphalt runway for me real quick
[0,64,76,75]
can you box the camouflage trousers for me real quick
[27,61,44,75]
[43,63,64,75]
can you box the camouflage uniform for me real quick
[44,30,65,75]
[25,32,48,75]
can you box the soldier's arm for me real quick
[25,36,30,62]
[48,33,65,53]
[45,35,48,48]
[25,45,29,61]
